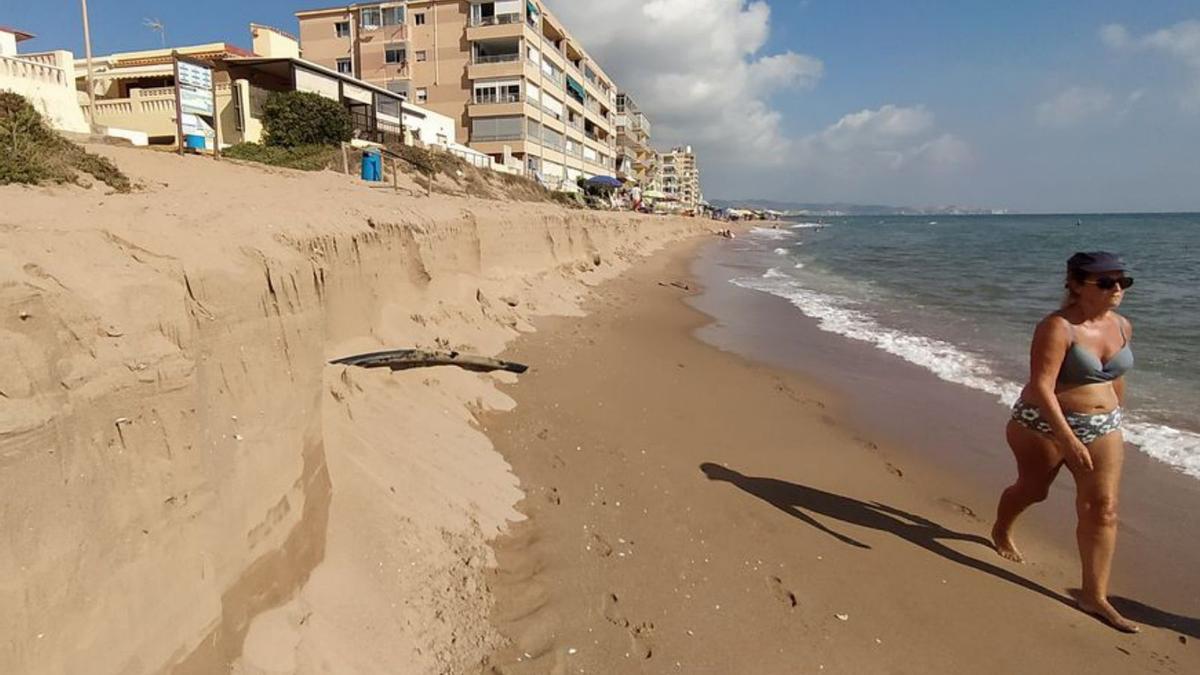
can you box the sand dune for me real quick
[0,146,704,674]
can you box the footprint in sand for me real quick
[602,592,629,627]
[545,487,561,505]
[938,498,980,521]
[589,533,614,557]
[602,593,654,659]
[767,576,798,609]
[885,462,904,478]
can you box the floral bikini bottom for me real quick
[1011,399,1123,445]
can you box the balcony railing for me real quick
[473,131,526,142]
[474,53,521,64]
[474,91,522,104]
[471,13,521,27]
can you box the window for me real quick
[360,7,382,28]
[385,44,406,64]
[415,50,427,62]
[382,6,405,26]
[413,12,426,25]
[416,88,428,103]
[336,58,353,74]
[526,155,541,173]
[474,80,520,104]
[472,115,524,141]
[525,82,540,105]
[335,21,351,38]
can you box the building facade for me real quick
[615,91,654,188]
[658,145,702,212]
[296,0,621,188]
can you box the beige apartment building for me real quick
[658,145,702,212]
[296,0,621,188]
[615,91,654,187]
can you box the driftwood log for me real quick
[330,349,529,374]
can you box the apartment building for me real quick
[615,91,654,187]
[658,145,703,212]
[295,1,621,188]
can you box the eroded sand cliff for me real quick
[0,146,703,674]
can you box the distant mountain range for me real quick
[709,199,1005,216]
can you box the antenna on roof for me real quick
[143,17,166,48]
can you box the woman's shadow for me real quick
[700,462,1072,606]
[701,463,1200,637]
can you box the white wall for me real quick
[0,32,17,57]
[403,103,456,147]
[0,51,89,133]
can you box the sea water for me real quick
[733,215,1200,479]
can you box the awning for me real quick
[526,0,539,18]
[565,76,584,101]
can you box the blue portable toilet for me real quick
[184,134,206,151]
[361,149,382,182]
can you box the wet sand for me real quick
[480,237,1198,674]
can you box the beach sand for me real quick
[480,238,1198,674]
[0,144,705,674]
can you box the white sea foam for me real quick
[732,273,1200,479]
[749,227,794,240]
[774,248,789,255]
[794,262,806,269]
[789,222,827,229]
[763,267,789,279]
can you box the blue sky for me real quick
[8,1,1200,212]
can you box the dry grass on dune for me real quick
[0,92,130,192]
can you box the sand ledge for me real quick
[0,145,706,675]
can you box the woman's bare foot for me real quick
[1078,596,1140,633]
[991,524,1024,562]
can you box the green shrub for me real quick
[0,92,130,191]
[261,91,352,148]
[224,142,336,171]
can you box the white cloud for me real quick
[1035,86,1113,127]
[1101,20,1200,110]
[794,105,971,175]
[549,1,964,185]
[548,0,822,161]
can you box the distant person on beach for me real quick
[991,251,1138,632]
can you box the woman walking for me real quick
[992,251,1139,633]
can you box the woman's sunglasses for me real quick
[1083,276,1134,290]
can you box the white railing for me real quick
[0,54,70,88]
[471,13,521,27]
[474,53,521,64]
[82,87,178,116]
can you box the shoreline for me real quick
[689,236,1200,615]
[480,236,1198,673]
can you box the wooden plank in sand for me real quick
[330,349,529,374]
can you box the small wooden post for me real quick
[341,143,350,175]
[391,158,398,191]
[173,53,184,156]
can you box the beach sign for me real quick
[173,53,220,157]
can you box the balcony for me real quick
[468,49,523,79]
[81,86,182,138]
[467,13,523,40]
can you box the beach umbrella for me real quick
[584,176,622,189]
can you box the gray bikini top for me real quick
[1057,317,1133,385]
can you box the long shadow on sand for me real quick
[1107,595,1200,640]
[700,463,1073,609]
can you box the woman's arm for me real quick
[1113,313,1132,407]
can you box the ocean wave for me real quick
[774,248,789,255]
[763,268,790,279]
[749,227,795,240]
[731,273,1200,479]
[789,222,828,229]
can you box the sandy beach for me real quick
[479,237,1198,674]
